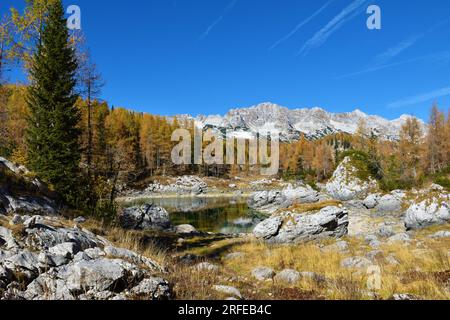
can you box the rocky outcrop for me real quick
[144,176,208,195]
[0,216,170,300]
[253,206,349,244]
[0,157,58,216]
[118,204,171,231]
[326,157,378,201]
[247,190,288,214]
[248,184,322,214]
[405,196,450,230]
[0,194,57,216]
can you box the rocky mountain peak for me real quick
[187,102,426,142]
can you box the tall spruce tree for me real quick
[26,1,81,204]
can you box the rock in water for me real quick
[405,198,450,230]
[253,206,348,244]
[119,203,171,231]
[326,157,378,201]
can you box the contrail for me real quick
[200,0,238,40]
[269,0,333,51]
[297,0,369,56]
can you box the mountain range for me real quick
[177,102,426,142]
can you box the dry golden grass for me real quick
[215,230,450,300]
[280,200,342,215]
[0,216,27,238]
[102,226,169,267]
[167,264,225,300]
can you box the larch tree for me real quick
[398,117,423,182]
[77,46,104,175]
[426,104,446,174]
[26,0,81,204]
[10,0,60,71]
[354,118,369,151]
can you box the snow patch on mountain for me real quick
[178,102,426,142]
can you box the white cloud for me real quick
[336,49,450,79]
[374,34,424,65]
[387,86,450,109]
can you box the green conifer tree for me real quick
[26,0,81,204]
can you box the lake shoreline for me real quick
[117,192,253,203]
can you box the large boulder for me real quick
[376,194,403,212]
[364,190,406,212]
[282,184,323,204]
[57,258,144,293]
[247,190,288,214]
[326,157,378,201]
[252,217,283,240]
[118,204,171,231]
[130,277,171,299]
[253,206,349,244]
[363,194,381,209]
[24,223,105,252]
[251,266,275,281]
[405,197,450,230]
[274,269,301,284]
[248,184,322,214]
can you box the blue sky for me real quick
[2,0,450,120]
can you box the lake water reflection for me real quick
[145,197,264,234]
